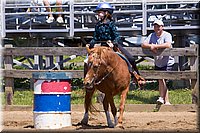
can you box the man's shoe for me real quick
[165,102,171,105]
[156,97,164,105]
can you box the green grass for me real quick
[68,56,85,63]
[1,88,192,105]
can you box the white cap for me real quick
[153,19,164,26]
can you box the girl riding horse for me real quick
[86,2,145,85]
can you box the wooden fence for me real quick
[1,44,199,105]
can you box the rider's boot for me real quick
[130,71,146,88]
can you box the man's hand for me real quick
[150,44,158,53]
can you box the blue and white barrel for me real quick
[33,72,72,129]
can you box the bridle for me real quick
[88,50,118,86]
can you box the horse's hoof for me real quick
[116,123,125,129]
[81,120,88,126]
[73,122,82,126]
[108,124,115,128]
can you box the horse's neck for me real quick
[104,50,119,68]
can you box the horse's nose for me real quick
[84,80,90,86]
[84,78,94,89]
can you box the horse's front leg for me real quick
[81,89,95,125]
[103,94,115,128]
[117,87,129,128]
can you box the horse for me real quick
[81,46,131,128]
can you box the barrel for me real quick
[33,72,72,129]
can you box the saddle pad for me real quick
[115,52,132,72]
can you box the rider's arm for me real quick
[110,21,121,46]
[89,25,99,49]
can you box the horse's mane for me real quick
[90,46,129,84]
[95,46,118,65]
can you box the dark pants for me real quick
[154,65,174,86]
[154,65,174,71]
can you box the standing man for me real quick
[142,19,175,105]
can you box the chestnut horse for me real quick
[81,46,130,128]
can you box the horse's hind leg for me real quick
[103,94,115,128]
[117,87,129,128]
[81,89,95,125]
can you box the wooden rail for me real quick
[1,69,197,80]
[1,45,199,105]
[2,46,197,56]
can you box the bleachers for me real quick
[3,0,199,39]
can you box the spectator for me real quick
[43,0,68,23]
[27,0,46,12]
[141,19,175,105]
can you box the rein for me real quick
[93,55,118,86]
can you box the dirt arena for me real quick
[2,104,199,132]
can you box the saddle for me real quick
[115,50,146,87]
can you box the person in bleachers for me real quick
[43,0,68,23]
[28,0,68,23]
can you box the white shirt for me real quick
[144,31,175,67]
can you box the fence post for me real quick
[190,45,199,104]
[4,44,14,105]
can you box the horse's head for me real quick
[84,47,110,89]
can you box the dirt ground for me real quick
[1,104,199,133]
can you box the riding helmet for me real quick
[94,2,114,14]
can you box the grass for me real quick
[1,88,192,105]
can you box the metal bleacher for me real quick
[1,0,200,46]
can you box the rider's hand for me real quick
[86,44,90,48]
[86,44,91,53]
[107,40,114,48]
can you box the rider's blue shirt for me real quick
[89,20,121,48]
